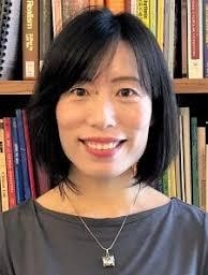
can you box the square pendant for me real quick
[102,254,115,267]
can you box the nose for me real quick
[86,97,117,129]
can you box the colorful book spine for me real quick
[180,107,192,204]
[22,110,37,199]
[39,0,52,69]
[15,109,31,201]
[136,0,150,28]
[197,125,206,210]
[51,0,62,37]
[105,0,125,13]
[187,0,203,78]
[3,117,16,208]
[149,0,156,36]
[181,0,188,77]
[191,117,199,206]
[22,0,39,79]
[156,0,165,51]
[89,0,104,8]
[12,117,24,204]
[203,0,208,77]
[0,119,9,211]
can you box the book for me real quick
[0,119,9,211]
[62,0,90,25]
[105,0,125,13]
[3,117,16,208]
[15,109,31,201]
[157,0,165,51]
[136,0,150,28]
[181,0,188,77]
[180,107,192,204]
[0,0,22,79]
[22,0,39,79]
[149,0,156,36]
[51,0,62,37]
[39,0,53,69]
[22,110,37,199]
[203,0,208,77]
[190,117,199,206]
[187,0,203,78]
[197,124,206,210]
[11,116,24,204]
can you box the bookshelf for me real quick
[0,79,208,95]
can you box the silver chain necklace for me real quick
[66,185,141,268]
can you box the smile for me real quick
[85,142,120,150]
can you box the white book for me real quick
[180,107,192,204]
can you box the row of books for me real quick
[0,109,49,212]
[162,106,208,211]
[1,0,206,80]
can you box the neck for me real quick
[60,169,143,218]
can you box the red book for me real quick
[3,117,16,208]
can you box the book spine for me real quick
[149,0,156,36]
[22,110,37,199]
[22,0,39,79]
[51,0,62,37]
[89,0,104,8]
[11,117,24,204]
[203,0,208,77]
[166,0,176,78]
[180,107,192,204]
[0,119,9,211]
[187,0,203,78]
[181,0,188,77]
[136,0,150,28]
[39,0,52,69]
[191,117,199,206]
[15,109,31,201]
[105,0,125,13]
[197,126,206,210]
[156,0,165,51]
[179,114,186,202]
[3,117,16,208]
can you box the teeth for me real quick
[86,142,119,150]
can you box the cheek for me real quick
[122,101,152,129]
[56,102,84,130]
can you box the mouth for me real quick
[79,138,126,157]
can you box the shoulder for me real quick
[173,198,207,221]
[171,198,208,240]
[0,200,34,230]
[0,200,35,274]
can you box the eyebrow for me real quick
[111,76,141,84]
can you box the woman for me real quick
[0,8,207,275]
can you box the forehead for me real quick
[94,41,139,82]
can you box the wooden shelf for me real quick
[173,78,208,94]
[0,79,208,95]
[0,81,35,95]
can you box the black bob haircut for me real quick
[28,7,179,190]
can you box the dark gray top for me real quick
[0,198,208,275]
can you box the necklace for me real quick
[66,184,141,268]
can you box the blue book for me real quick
[15,109,31,200]
[11,117,24,203]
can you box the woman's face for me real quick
[56,41,152,180]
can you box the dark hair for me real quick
[28,8,178,191]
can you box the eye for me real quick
[118,88,137,97]
[69,87,88,96]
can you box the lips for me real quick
[79,137,126,157]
